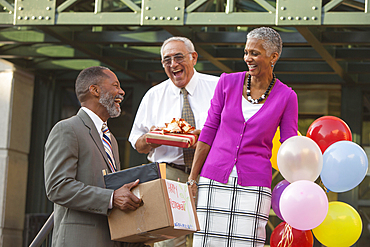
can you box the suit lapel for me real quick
[77,109,112,172]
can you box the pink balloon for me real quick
[280,180,328,230]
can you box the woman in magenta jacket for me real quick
[188,27,298,246]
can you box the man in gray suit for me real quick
[44,66,146,247]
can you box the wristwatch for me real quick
[186,179,198,187]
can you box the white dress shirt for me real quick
[129,69,219,165]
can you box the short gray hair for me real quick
[160,36,195,59]
[75,66,110,102]
[247,27,283,59]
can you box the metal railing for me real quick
[26,212,54,247]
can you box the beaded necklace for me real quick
[246,73,276,104]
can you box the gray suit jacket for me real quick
[44,109,131,247]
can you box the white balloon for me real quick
[277,136,323,183]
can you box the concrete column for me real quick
[0,59,34,246]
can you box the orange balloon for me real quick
[271,127,301,171]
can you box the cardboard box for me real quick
[145,131,197,148]
[108,179,200,243]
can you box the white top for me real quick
[241,96,263,122]
[229,97,263,177]
[129,69,219,165]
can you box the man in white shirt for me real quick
[129,37,219,180]
[128,37,219,247]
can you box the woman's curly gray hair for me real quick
[247,27,283,59]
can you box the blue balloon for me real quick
[321,141,368,193]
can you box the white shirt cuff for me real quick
[109,192,113,209]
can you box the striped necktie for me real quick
[102,123,117,172]
[181,88,195,168]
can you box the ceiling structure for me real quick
[3,0,367,234]
[0,0,368,86]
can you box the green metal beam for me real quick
[185,12,276,25]
[44,10,370,26]
[296,27,356,84]
[0,29,60,43]
[0,0,369,26]
[7,56,370,84]
[73,30,171,44]
[94,0,102,14]
[32,58,103,70]
[55,12,141,25]
[342,0,366,11]
[3,44,370,65]
[186,0,208,13]
[270,74,346,84]
[127,60,337,73]
[254,0,276,13]
[102,46,160,59]
[335,48,370,60]
[56,0,80,13]
[14,0,56,25]
[322,12,370,25]
[0,0,368,86]
[323,0,344,12]
[0,44,88,58]
[62,30,306,45]
[119,0,141,13]
[195,46,233,73]
[0,0,14,13]
[37,26,147,81]
[193,31,306,45]
[0,13,14,24]
[321,30,370,45]
[225,0,234,14]
[163,26,233,72]
[1,29,369,53]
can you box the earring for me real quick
[271,64,274,68]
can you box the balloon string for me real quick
[319,179,329,193]
[277,223,293,247]
[324,185,329,193]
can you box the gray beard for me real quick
[99,90,121,118]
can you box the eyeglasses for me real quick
[161,52,192,67]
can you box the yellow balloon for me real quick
[271,127,301,171]
[312,201,362,247]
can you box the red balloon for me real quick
[306,116,352,153]
[270,222,313,247]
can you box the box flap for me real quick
[165,180,198,231]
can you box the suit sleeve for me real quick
[44,120,113,215]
